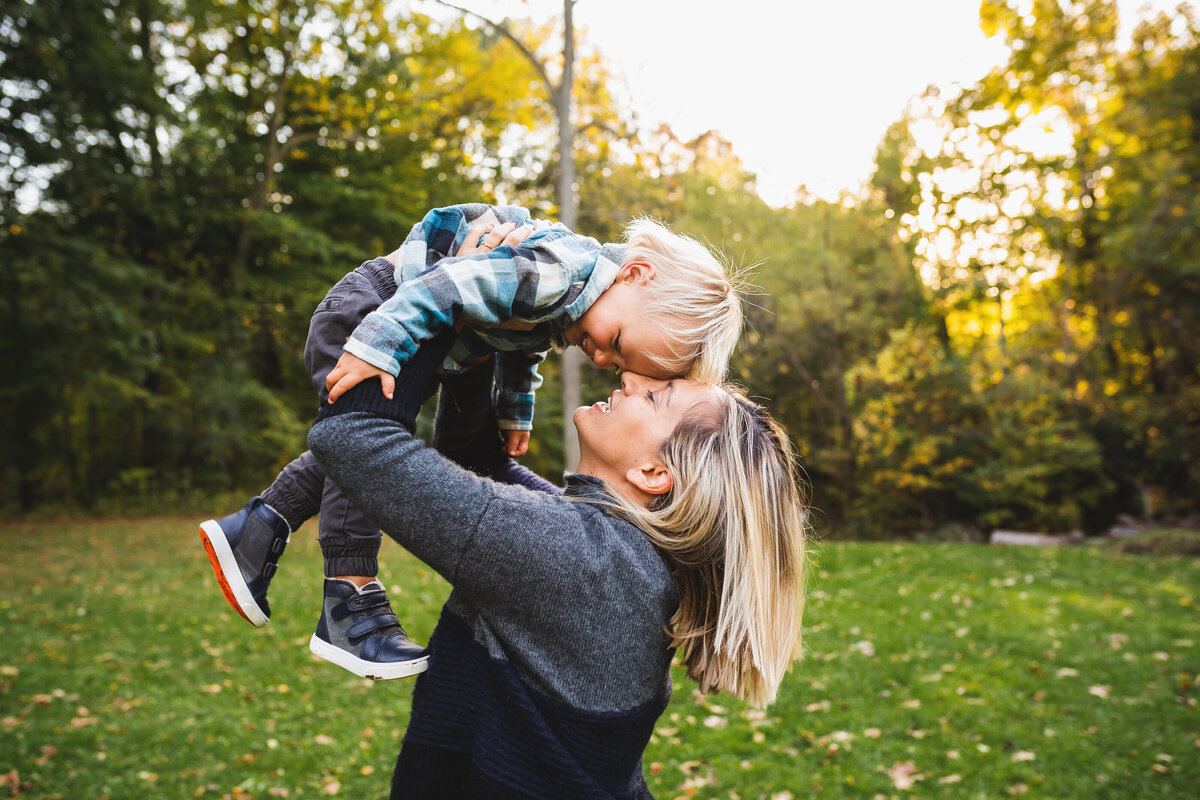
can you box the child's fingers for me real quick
[504,431,530,457]
[381,373,395,400]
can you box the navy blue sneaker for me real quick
[309,579,429,680]
[199,497,291,627]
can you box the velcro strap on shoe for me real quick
[347,612,401,640]
[346,592,391,613]
[331,601,353,622]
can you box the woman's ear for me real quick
[618,260,655,286]
[626,461,672,496]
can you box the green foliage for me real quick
[967,367,1108,531]
[2,518,1197,797]
[850,323,987,532]
[859,0,1200,532]
[1,0,1197,535]
[0,0,542,511]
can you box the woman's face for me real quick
[573,372,721,500]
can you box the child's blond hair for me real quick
[623,218,744,383]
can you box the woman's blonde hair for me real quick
[622,218,745,384]
[592,386,808,708]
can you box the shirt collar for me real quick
[561,243,626,323]
[563,472,612,501]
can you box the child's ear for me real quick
[618,261,655,286]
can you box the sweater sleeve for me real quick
[310,334,579,593]
[310,408,583,591]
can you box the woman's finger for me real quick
[501,224,534,249]
[457,222,496,256]
[479,222,518,252]
[456,220,527,257]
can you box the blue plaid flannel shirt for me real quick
[344,204,628,431]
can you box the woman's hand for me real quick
[457,220,534,257]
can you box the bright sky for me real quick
[427,0,1187,206]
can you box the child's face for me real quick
[562,262,679,379]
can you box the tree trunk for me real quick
[233,45,295,286]
[558,0,581,471]
[432,0,581,469]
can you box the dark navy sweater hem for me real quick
[393,609,663,799]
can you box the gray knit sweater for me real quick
[309,374,679,798]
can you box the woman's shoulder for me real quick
[489,488,676,605]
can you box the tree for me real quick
[0,0,177,509]
[874,0,1200,527]
[849,323,987,534]
[434,0,587,468]
[0,0,544,510]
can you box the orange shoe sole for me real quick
[200,527,255,625]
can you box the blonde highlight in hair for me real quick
[588,387,808,707]
[622,218,745,384]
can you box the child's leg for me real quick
[200,260,393,627]
[433,361,561,494]
[316,477,382,580]
[304,260,397,585]
[299,261,428,678]
[304,261,395,400]
[306,478,428,680]
[307,314,442,680]
[302,260,392,584]
[260,450,324,533]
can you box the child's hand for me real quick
[501,430,530,458]
[326,352,394,403]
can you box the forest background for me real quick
[2,0,1197,539]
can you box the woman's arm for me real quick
[310,334,567,590]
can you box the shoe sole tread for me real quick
[308,633,429,680]
[200,520,270,627]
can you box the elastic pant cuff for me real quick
[320,544,381,578]
[260,484,316,533]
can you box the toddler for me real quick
[200,203,742,680]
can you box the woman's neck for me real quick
[573,458,651,506]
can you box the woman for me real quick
[307,244,808,800]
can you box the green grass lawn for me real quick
[1,518,1196,799]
